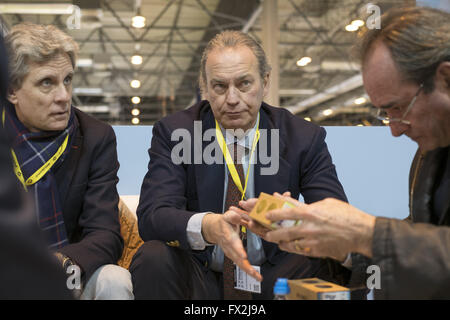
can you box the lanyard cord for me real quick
[215,116,260,201]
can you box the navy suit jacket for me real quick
[137,100,347,267]
[56,108,123,281]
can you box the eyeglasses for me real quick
[374,83,424,125]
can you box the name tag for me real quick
[234,265,261,294]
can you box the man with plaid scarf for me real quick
[2,23,133,299]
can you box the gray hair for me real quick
[355,6,450,93]
[5,23,79,90]
[199,30,271,93]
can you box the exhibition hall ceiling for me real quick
[0,0,415,125]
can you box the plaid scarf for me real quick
[3,102,76,250]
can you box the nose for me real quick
[389,121,408,137]
[225,86,240,106]
[54,83,71,104]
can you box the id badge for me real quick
[234,265,261,294]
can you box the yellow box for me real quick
[248,192,300,230]
[287,278,350,300]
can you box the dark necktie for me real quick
[223,142,252,300]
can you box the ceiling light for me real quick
[130,79,141,88]
[73,87,103,95]
[76,58,93,68]
[296,56,312,67]
[131,108,140,116]
[131,54,143,65]
[345,24,359,32]
[279,89,316,95]
[322,109,333,116]
[357,124,364,127]
[131,117,140,125]
[131,96,141,104]
[354,97,367,105]
[0,3,74,14]
[76,105,110,113]
[351,19,365,27]
[132,15,146,28]
[304,117,312,122]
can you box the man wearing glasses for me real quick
[242,7,450,299]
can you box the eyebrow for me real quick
[379,102,395,109]
[36,71,74,81]
[379,98,403,110]
[236,74,252,81]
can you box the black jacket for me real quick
[57,108,123,281]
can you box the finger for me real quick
[223,210,243,226]
[265,225,303,243]
[238,259,263,282]
[220,226,262,282]
[247,219,270,238]
[231,206,270,237]
[265,206,307,222]
[224,241,263,282]
[229,206,251,221]
[273,193,304,207]
[238,198,258,212]
[279,240,314,256]
[228,229,248,259]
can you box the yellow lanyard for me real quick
[215,116,260,202]
[2,108,69,191]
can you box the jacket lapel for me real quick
[195,107,225,213]
[55,116,83,219]
[254,105,291,197]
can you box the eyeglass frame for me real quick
[375,83,424,125]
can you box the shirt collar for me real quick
[220,112,259,149]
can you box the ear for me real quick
[201,85,209,102]
[434,61,450,93]
[6,87,18,105]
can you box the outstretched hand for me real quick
[201,211,262,282]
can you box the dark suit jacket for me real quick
[137,100,347,268]
[56,108,123,281]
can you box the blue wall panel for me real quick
[113,125,417,220]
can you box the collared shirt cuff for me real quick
[187,212,215,250]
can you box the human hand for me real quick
[201,212,262,282]
[234,191,294,237]
[264,197,376,261]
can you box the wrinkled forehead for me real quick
[27,54,74,77]
[362,42,405,106]
[205,46,259,79]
